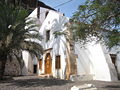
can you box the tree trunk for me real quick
[0,52,7,80]
[0,60,7,80]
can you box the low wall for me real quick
[4,60,21,76]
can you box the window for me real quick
[45,11,49,18]
[37,7,40,18]
[55,55,61,69]
[110,54,117,71]
[39,59,42,70]
[110,54,116,65]
[46,30,50,41]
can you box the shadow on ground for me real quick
[3,77,72,88]
[104,85,120,89]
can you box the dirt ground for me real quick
[0,76,120,90]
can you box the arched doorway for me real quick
[45,53,52,74]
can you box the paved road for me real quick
[0,76,120,90]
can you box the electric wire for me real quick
[39,0,74,15]
[54,0,74,8]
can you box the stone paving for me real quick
[0,76,120,90]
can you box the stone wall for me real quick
[4,60,21,76]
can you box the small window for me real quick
[46,30,50,41]
[55,55,61,69]
[37,7,40,18]
[110,54,117,70]
[39,59,42,70]
[45,11,49,18]
[110,54,116,65]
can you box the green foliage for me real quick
[71,0,120,47]
[107,29,120,48]
[0,1,43,58]
[0,1,43,77]
[53,31,65,38]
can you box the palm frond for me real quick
[0,2,43,68]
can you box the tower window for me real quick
[45,11,49,18]
[46,30,50,41]
[37,7,40,18]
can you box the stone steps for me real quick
[70,74,94,81]
[71,84,97,90]
[38,74,53,78]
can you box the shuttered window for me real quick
[55,55,61,69]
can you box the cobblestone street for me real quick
[0,76,120,90]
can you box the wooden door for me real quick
[45,53,52,74]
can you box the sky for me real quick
[40,0,86,18]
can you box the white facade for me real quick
[22,51,34,75]
[38,8,69,79]
[22,7,69,79]
[22,6,120,81]
[75,41,118,81]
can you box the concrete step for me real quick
[70,74,94,81]
[71,84,97,90]
[39,74,53,78]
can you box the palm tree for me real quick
[52,16,77,80]
[54,23,77,80]
[0,2,43,79]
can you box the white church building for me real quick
[4,4,120,82]
[21,6,120,81]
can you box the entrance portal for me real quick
[45,53,52,74]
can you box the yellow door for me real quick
[45,53,52,74]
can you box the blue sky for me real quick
[40,0,86,18]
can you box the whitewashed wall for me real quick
[22,51,33,75]
[38,10,69,79]
[23,6,120,81]
[75,41,118,81]
[26,7,69,79]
